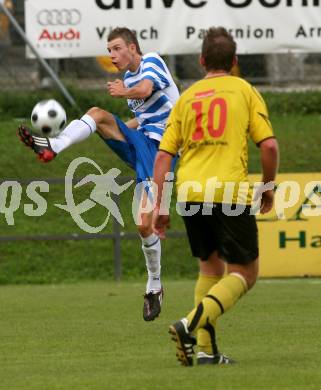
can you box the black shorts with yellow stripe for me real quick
[181,203,258,265]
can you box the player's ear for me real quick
[199,55,205,68]
[232,55,238,67]
[129,43,137,54]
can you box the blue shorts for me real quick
[104,115,175,183]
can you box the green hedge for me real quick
[262,91,321,115]
[1,89,321,119]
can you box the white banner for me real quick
[25,0,321,58]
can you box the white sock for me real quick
[49,114,97,154]
[141,233,161,293]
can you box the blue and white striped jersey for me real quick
[123,52,179,142]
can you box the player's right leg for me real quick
[138,195,163,321]
[18,107,124,162]
[194,254,224,364]
[168,253,224,367]
[186,260,257,335]
[170,261,256,366]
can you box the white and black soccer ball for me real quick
[31,99,67,137]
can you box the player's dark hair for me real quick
[108,27,142,55]
[202,27,236,72]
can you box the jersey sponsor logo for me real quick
[188,139,228,149]
[129,98,145,111]
[37,9,82,26]
[194,89,215,99]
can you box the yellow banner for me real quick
[250,173,321,277]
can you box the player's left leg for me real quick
[170,259,257,366]
[98,119,165,321]
[138,190,163,321]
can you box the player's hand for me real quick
[152,206,170,239]
[107,79,126,97]
[260,189,274,214]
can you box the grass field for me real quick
[1,279,321,390]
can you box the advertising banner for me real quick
[25,0,321,58]
[252,173,321,277]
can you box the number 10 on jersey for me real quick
[191,98,227,141]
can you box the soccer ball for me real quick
[31,99,67,137]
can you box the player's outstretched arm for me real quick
[259,138,279,214]
[107,79,153,99]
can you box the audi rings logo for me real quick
[37,9,81,26]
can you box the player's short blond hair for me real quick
[202,27,236,72]
[108,27,142,55]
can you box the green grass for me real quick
[0,237,197,284]
[0,279,320,390]
[248,114,321,173]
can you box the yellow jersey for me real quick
[159,75,274,204]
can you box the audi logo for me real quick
[37,9,82,26]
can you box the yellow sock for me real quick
[194,274,222,355]
[194,274,222,306]
[187,273,248,333]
